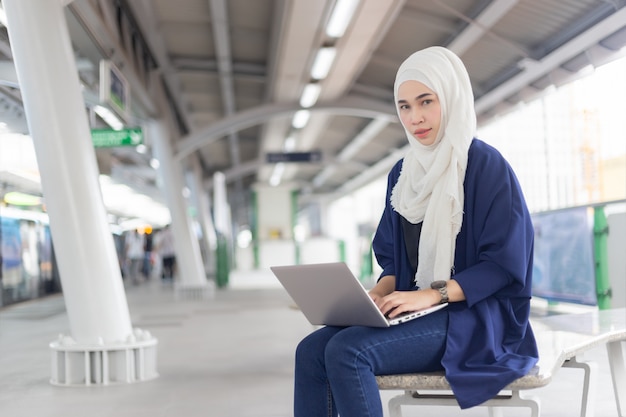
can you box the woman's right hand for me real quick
[369,291,383,304]
[368,275,396,307]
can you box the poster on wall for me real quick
[531,207,597,305]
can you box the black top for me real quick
[400,216,422,277]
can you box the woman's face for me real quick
[397,80,441,146]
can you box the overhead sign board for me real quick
[99,60,130,121]
[91,127,143,148]
[266,151,322,163]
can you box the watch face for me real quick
[431,280,447,289]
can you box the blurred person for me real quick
[156,225,176,281]
[142,227,154,279]
[124,229,145,285]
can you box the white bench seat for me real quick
[376,307,626,417]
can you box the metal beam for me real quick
[208,0,243,196]
[312,115,391,188]
[126,0,194,132]
[446,0,519,56]
[475,6,626,114]
[175,96,396,162]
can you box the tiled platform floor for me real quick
[0,271,622,416]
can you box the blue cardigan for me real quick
[372,139,539,409]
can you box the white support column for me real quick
[213,172,232,240]
[4,0,132,344]
[4,0,157,386]
[253,183,298,268]
[187,156,218,276]
[149,119,214,298]
[213,172,233,287]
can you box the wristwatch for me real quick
[431,280,449,304]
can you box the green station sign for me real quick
[91,127,143,148]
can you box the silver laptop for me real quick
[270,262,447,327]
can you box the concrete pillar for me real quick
[4,0,158,385]
[187,156,217,276]
[213,172,232,287]
[4,0,132,344]
[213,172,231,239]
[254,183,296,240]
[253,183,298,268]
[149,119,212,295]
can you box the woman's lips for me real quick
[414,128,431,139]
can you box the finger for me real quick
[371,294,386,310]
[379,296,401,316]
[387,303,410,318]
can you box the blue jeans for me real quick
[294,309,448,417]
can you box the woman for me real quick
[293,46,538,416]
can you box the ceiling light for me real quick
[292,110,310,129]
[299,83,321,108]
[94,105,124,131]
[311,47,337,80]
[3,191,42,206]
[269,162,285,186]
[283,135,297,151]
[326,0,360,38]
[149,158,160,169]
[0,5,7,28]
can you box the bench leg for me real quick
[488,407,502,417]
[387,390,414,417]
[488,407,505,417]
[563,357,597,417]
[607,341,626,417]
[388,392,402,417]
[485,391,539,417]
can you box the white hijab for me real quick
[390,46,476,289]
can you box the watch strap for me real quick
[430,280,449,304]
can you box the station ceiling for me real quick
[1,0,625,224]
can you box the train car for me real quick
[0,206,60,307]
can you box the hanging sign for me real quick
[91,127,143,147]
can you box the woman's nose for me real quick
[410,109,424,124]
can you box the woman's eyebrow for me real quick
[397,93,433,104]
